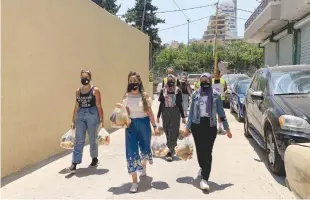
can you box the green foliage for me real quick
[154,41,264,74]
[124,0,165,54]
[149,71,154,82]
[93,0,121,15]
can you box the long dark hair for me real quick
[126,71,149,112]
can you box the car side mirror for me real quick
[251,91,264,100]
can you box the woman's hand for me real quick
[116,103,123,108]
[101,122,104,128]
[156,117,160,124]
[153,127,159,136]
[226,130,232,138]
[71,122,75,129]
[184,128,191,137]
[182,118,186,124]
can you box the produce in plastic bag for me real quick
[97,128,110,145]
[151,135,168,157]
[175,136,194,161]
[152,126,164,136]
[60,129,75,149]
[110,105,131,128]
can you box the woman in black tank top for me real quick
[67,70,105,173]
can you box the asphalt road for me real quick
[1,96,295,199]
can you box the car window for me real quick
[257,71,267,92]
[250,72,259,91]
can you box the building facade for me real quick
[219,1,237,37]
[244,0,310,66]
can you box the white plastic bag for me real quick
[60,129,75,149]
[152,125,164,136]
[110,105,131,128]
[97,128,110,146]
[151,135,168,157]
[175,136,194,161]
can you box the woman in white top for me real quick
[117,71,158,193]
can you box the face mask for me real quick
[200,81,211,88]
[167,81,175,87]
[129,83,139,91]
[81,78,90,85]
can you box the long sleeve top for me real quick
[157,89,185,119]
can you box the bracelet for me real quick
[152,125,157,128]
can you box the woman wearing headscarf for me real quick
[157,74,186,162]
[184,73,232,191]
[180,75,192,117]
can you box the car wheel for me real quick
[265,128,285,176]
[243,110,252,138]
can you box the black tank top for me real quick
[180,82,189,94]
[77,86,96,108]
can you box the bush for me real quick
[149,71,154,82]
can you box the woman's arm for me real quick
[216,94,229,131]
[176,91,185,118]
[186,92,195,130]
[71,90,79,128]
[157,90,164,119]
[94,87,104,127]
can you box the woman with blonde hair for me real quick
[68,70,104,173]
[116,71,158,193]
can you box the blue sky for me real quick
[116,0,260,43]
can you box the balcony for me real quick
[244,0,287,43]
[280,0,310,20]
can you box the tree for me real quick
[92,0,121,15]
[124,0,165,54]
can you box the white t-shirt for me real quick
[199,96,210,117]
[123,93,152,119]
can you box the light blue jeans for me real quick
[72,106,100,164]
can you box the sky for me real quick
[116,0,260,44]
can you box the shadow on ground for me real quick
[246,137,287,187]
[58,166,109,179]
[176,176,233,194]
[107,175,169,195]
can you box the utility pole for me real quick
[141,0,147,31]
[187,19,190,62]
[213,0,220,78]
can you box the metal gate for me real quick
[264,42,277,67]
[300,22,310,64]
[278,34,293,65]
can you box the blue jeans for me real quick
[125,117,153,174]
[72,107,100,164]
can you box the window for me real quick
[257,71,267,92]
[250,72,260,91]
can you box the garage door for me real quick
[264,42,277,67]
[300,22,310,64]
[278,34,293,65]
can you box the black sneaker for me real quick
[165,152,173,162]
[68,164,77,174]
[90,158,99,167]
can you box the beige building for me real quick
[1,0,150,177]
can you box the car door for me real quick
[232,84,239,112]
[246,72,260,128]
[252,71,268,137]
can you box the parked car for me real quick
[244,65,310,176]
[230,79,251,121]
[222,74,250,102]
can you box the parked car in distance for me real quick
[244,65,310,176]
[222,74,250,102]
[187,74,201,90]
[230,79,251,121]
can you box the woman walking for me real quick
[117,71,158,193]
[180,75,192,117]
[69,70,104,173]
[157,75,186,162]
[184,73,232,191]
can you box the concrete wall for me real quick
[1,0,149,177]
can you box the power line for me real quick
[171,0,189,20]
[159,16,211,32]
[218,3,253,13]
[156,4,216,14]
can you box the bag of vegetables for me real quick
[151,135,168,157]
[97,128,110,145]
[175,136,194,161]
[152,125,164,136]
[110,105,131,128]
[60,129,75,149]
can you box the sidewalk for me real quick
[1,96,295,199]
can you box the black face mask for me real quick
[200,81,211,88]
[167,81,175,87]
[129,83,139,91]
[81,78,90,85]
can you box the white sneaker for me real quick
[200,179,210,191]
[140,169,146,177]
[130,183,139,193]
[198,169,202,177]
